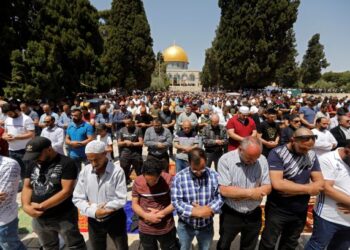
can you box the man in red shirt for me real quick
[132,158,177,250]
[226,106,257,151]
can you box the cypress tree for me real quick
[212,0,300,89]
[274,29,299,87]
[101,0,155,91]
[300,33,329,84]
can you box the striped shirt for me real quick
[218,149,270,213]
[171,167,223,229]
[132,172,175,235]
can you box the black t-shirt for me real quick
[258,121,280,156]
[118,126,143,157]
[25,154,78,218]
[135,114,153,135]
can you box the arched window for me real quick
[189,74,195,81]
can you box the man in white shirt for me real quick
[0,156,26,250]
[41,115,65,155]
[2,103,35,178]
[73,141,128,250]
[312,117,337,156]
[305,141,350,250]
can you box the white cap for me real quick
[85,140,106,154]
[239,106,250,115]
[250,106,259,114]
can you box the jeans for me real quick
[217,205,262,250]
[259,202,307,250]
[205,151,223,170]
[139,227,178,250]
[0,218,26,250]
[9,150,25,179]
[88,209,128,250]
[305,212,350,250]
[175,158,188,173]
[32,208,86,250]
[177,220,213,250]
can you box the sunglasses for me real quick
[294,135,318,142]
[292,120,301,123]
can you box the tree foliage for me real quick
[101,0,155,91]
[4,0,103,100]
[0,0,36,93]
[206,0,300,89]
[300,33,329,84]
[150,52,170,91]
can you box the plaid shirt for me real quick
[171,167,223,229]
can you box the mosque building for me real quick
[162,44,202,92]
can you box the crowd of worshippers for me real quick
[0,91,350,250]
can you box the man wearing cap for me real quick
[21,137,86,250]
[73,140,128,250]
[226,106,257,152]
[2,102,35,178]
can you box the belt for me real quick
[178,218,212,231]
[223,204,260,216]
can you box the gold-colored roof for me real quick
[163,45,189,63]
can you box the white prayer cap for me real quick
[85,140,106,154]
[250,106,259,114]
[239,106,250,115]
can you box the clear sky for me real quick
[90,0,350,72]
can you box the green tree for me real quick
[150,52,170,90]
[201,46,220,88]
[213,0,300,89]
[4,0,103,100]
[101,0,155,91]
[0,0,36,93]
[274,29,299,87]
[300,33,329,84]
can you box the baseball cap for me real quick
[23,137,52,161]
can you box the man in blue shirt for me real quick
[299,97,317,129]
[66,109,94,169]
[171,148,223,250]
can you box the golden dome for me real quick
[163,45,189,63]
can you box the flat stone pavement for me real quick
[18,143,310,249]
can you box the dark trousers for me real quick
[205,151,223,170]
[217,204,262,250]
[259,203,307,250]
[120,154,143,182]
[88,209,128,250]
[9,149,25,178]
[139,227,178,250]
[147,154,170,172]
[32,208,86,250]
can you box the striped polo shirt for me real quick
[217,149,270,213]
[132,172,175,235]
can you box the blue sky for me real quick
[90,0,350,72]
